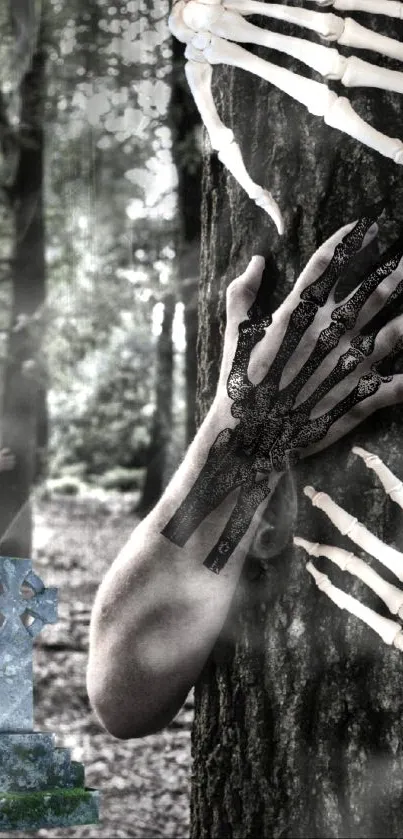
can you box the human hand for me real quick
[162,207,403,573]
[294,447,403,652]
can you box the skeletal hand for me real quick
[295,447,403,652]
[162,207,403,573]
[170,0,403,233]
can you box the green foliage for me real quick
[48,318,155,477]
[0,0,185,489]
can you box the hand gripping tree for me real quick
[163,209,403,573]
[186,0,403,831]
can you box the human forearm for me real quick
[86,400,262,740]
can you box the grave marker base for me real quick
[0,732,99,830]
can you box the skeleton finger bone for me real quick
[294,536,403,618]
[204,36,403,164]
[184,56,284,233]
[257,213,388,400]
[290,297,403,445]
[353,446,403,510]
[288,216,380,304]
[171,1,403,224]
[302,558,403,650]
[350,244,403,334]
[248,214,380,383]
[301,373,403,455]
[223,0,403,59]
[279,242,403,409]
[209,8,403,92]
[303,484,403,580]
[256,218,374,393]
[296,325,403,431]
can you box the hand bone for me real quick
[170,0,403,233]
[162,208,403,573]
[294,446,403,651]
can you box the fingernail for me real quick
[249,255,265,270]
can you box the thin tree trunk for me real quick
[0,31,47,558]
[184,290,198,445]
[139,292,175,515]
[169,34,201,446]
[191,11,403,838]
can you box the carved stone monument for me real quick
[0,557,99,831]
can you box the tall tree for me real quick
[138,291,175,515]
[190,11,403,839]
[0,2,47,556]
[169,34,202,446]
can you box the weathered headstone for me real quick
[0,557,99,831]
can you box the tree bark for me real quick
[138,292,175,515]
[191,9,403,838]
[0,28,47,558]
[169,35,202,446]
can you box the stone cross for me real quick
[0,557,57,732]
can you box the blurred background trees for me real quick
[0,0,201,553]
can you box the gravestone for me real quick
[0,556,99,831]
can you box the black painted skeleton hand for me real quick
[295,447,403,652]
[162,207,403,573]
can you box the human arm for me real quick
[87,208,403,739]
[86,257,269,740]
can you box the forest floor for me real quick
[12,491,192,839]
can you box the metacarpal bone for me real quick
[203,8,403,92]
[304,485,403,581]
[224,0,346,39]
[172,0,403,225]
[205,35,336,115]
[205,37,403,164]
[225,0,403,58]
[208,8,347,78]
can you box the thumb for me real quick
[220,255,266,388]
[225,255,266,329]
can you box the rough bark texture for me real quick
[190,6,403,838]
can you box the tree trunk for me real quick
[0,29,47,558]
[169,35,201,446]
[138,292,175,515]
[191,10,403,838]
